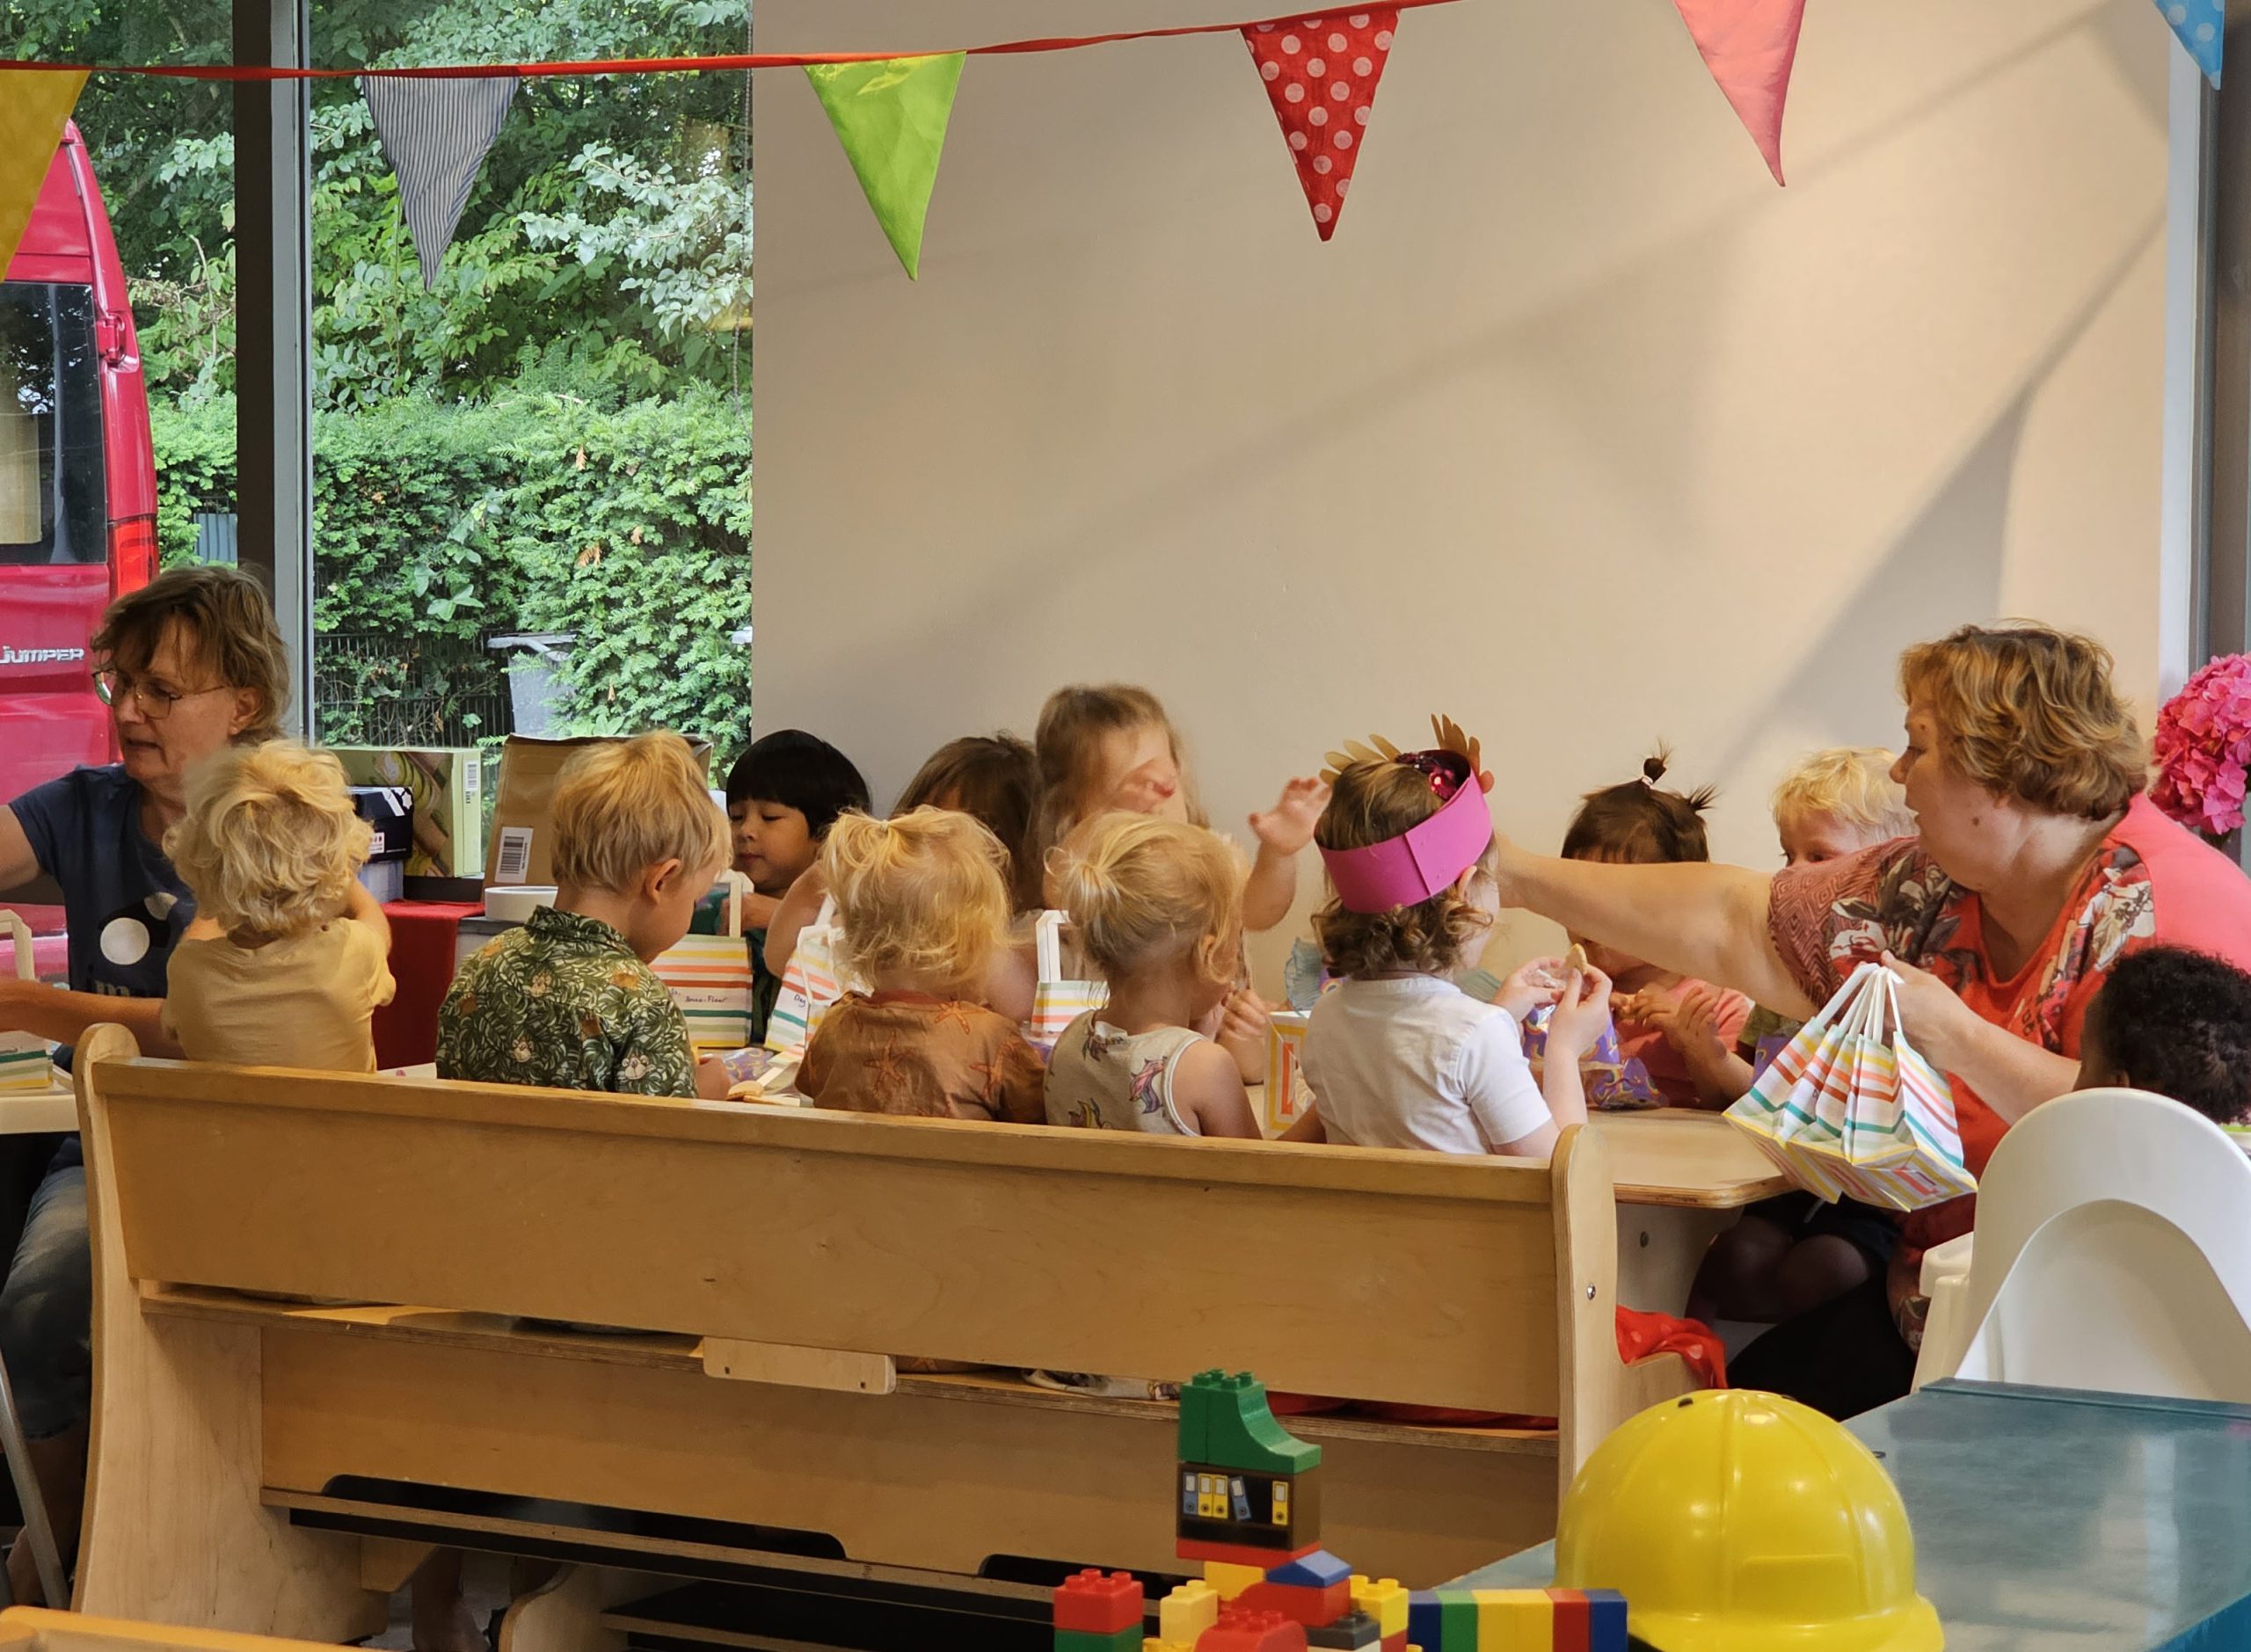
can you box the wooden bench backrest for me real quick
[83,1043,1621,1419]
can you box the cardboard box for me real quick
[1265,1010,1313,1134]
[333,748,486,880]
[484,735,713,889]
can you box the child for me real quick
[1559,755,1752,1109]
[1687,752,1914,1328]
[798,808,1046,1123]
[1031,684,1324,935]
[427,731,727,1651]
[441,731,729,1098]
[1296,723,1613,1158]
[725,729,871,1041]
[2074,945,2251,1123]
[1045,813,1262,1139]
[161,741,396,1070]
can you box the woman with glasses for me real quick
[0,564,287,1603]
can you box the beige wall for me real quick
[754,0,2170,980]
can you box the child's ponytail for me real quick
[1052,813,1242,989]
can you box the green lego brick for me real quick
[1438,1590,1478,1652]
[1180,1370,1322,1475]
[1053,1627,1140,1652]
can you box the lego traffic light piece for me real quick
[1179,1371,1322,1475]
[1195,1606,1309,1652]
[1162,1581,1222,1644]
[1348,1577,1407,1641]
[1057,1570,1146,1635]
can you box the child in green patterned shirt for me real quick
[441,731,730,1096]
[426,731,728,1649]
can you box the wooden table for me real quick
[0,1085,76,1137]
[1452,1380,2251,1650]
[1588,1110,1791,1312]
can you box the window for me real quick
[0,284,106,565]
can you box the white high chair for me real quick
[1917,1088,2251,1402]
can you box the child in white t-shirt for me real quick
[1296,721,1610,1159]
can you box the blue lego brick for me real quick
[1583,1588,1628,1650]
[1406,1591,1442,1651]
[1266,1549,1352,1590]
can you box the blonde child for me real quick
[765,733,1042,1020]
[1045,814,1261,1139]
[440,731,729,1098]
[160,742,396,1069]
[1295,725,1612,1158]
[799,808,1045,1123]
[1688,748,1913,1328]
[1559,755,1752,1109]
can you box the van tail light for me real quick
[109,516,156,596]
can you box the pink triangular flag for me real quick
[1672,0,1807,185]
[1242,10,1397,240]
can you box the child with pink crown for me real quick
[1292,718,1612,1158]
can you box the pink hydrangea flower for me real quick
[2153,654,2251,837]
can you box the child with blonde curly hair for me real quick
[160,741,396,1069]
[1045,814,1260,1139]
[800,807,1045,1123]
[1298,724,1612,1158]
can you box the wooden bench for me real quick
[69,1024,1703,1642]
[0,1608,355,1652]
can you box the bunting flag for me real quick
[805,54,965,280]
[2154,0,2224,86]
[0,69,88,274]
[1242,11,1397,240]
[361,72,518,288]
[1671,0,1807,186]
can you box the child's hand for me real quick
[1497,957,1568,1023]
[1543,966,1614,1063]
[1249,777,1330,857]
[1643,983,1730,1065]
[1217,988,1273,1048]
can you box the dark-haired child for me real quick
[2075,946,2251,1124]
[1561,754,1751,1108]
[724,729,871,1042]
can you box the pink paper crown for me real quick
[1317,717,1496,914]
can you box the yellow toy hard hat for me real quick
[1555,1390,1942,1652]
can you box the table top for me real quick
[1589,1109,1794,1210]
[0,1086,76,1136]
[1453,1380,2251,1651]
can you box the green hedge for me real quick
[150,386,753,751]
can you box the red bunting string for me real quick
[0,0,1463,80]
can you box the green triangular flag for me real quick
[805,53,965,280]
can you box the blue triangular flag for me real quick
[360,73,518,288]
[2154,0,2223,87]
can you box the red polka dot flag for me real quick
[1241,9,1397,241]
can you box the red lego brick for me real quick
[1178,1536,1318,1569]
[1237,1576,1351,1628]
[1197,1607,1309,1652]
[1378,1635,1406,1652]
[1055,1568,1145,1634]
[1548,1587,1589,1652]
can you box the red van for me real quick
[0,121,157,814]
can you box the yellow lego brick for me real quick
[1470,1589,1554,1652]
[1159,1580,1220,1644]
[1203,1560,1264,1601]
[1142,1642,1193,1652]
[1351,1575,1410,1639]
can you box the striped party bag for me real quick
[1726,961,1976,1212]
[1021,910,1107,1060]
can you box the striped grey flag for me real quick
[360,73,519,290]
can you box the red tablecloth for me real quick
[372,900,482,1070]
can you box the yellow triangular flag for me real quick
[0,70,90,275]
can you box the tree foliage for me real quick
[12,0,755,746]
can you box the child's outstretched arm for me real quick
[1172,1041,1262,1139]
[1242,777,1330,932]
[1533,965,1612,1134]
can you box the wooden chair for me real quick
[69,1025,1701,1641]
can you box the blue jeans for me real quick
[0,1154,91,1441]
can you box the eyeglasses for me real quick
[91,668,233,722]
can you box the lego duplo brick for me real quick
[1195,1607,1310,1652]
[1161,1580,1222,1644]
[1304,1610,1382,1648]
[1349,1577,1408,1640]
[1178,1463,1321,1558]
[1056,1569,1146,1635]
[1236,1576,1351,1629]
[1179,1371,1322,1476]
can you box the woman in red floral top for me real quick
[1493,623,2251,1415]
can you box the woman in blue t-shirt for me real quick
[0,564,286,1602]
